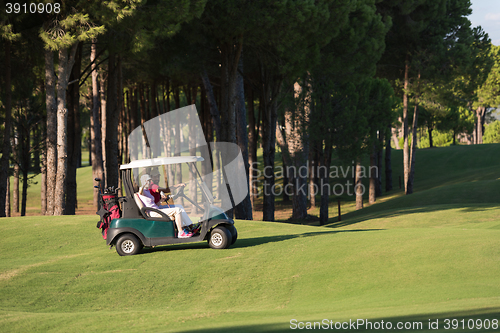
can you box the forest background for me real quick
[1,0,500,223]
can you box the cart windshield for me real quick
[122,105,248,220]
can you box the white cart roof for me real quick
[120,156,204,170]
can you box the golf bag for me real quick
[96,188,122,240]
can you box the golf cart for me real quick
[96,105,247,256]
[102,155,238,255]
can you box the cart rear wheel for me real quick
[116,234,143,256]
[208,226,232,249]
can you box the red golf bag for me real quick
[96,191,122,240]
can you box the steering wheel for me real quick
[171,185,186,201]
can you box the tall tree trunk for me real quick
[261,75,280,222]
[234,55,252,220]
[188,85,199,213]
[428,127,433,148]
[262,101,277,222]
[355,160,363,210]
[282,154,290,203]
[128,87,139,161]
[66,84,76,214]
[219,40,243,218]
[219,40,242,145]
[201,70,222,140]
[247,86,258,211]
[151,80,159,118]
[66,42,82,215]
[41,144,47,215]
[12,136,19,214]
[163,80,175,183]
[376,131,383,197]
[106,52,119,189]
[90,40,104,209]
[33,120,41,170]
[308,148,316,208]
[118,56,125,167]
[20,109,30,217]
[200,72,221,199]
[391,127,400,149]
[54,46,78,215]
[315,82,332,225]
[402,55,410,195]
[476,106,486,144]
[200,85,213,196]
[100,67,108,183]
[45,48,57,215]
[407,103,419,194]
[319,138,333,225]
[369,145,376,204]
[5,177,10,217]
[174,87,181,189]
[124,91,131,163]
[0,41,12,217]
[385,126,393,192]
[276,80,310,220]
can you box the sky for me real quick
[469,0,500,46]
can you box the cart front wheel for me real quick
[208,226,232,249]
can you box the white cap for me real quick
[141,174,152,187]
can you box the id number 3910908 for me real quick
[5,2,61,14]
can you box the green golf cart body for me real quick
[105,155,238,256]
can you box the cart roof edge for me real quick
[120,156,204,170]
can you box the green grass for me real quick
[1,144,500,332]
[1,214,499,332]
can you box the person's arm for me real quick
[156,186,170,193]
[139,185,146,195]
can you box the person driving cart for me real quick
[138,174,201,238]
[147,168,182,206]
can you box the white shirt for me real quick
[138,190,159,209]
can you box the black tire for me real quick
[116,234,143,256]
[226,224,238,245]
[208,226,232,249]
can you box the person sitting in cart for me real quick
[147,168,181,206]
[138,174,200,238]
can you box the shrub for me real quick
[419,130,453,148]
[483,120,500,143]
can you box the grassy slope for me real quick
[330,144,500,226]
[1,144,500,332]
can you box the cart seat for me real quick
[134,193,171,221]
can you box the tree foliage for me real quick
[483,120,500,144]
[0,0,497,219]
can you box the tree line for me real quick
[1,0,499,222]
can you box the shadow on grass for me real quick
[140,229,383,254]
[323,179,500,229]
[326,203,498,230]
[327,206,450,229]
[232,229,383,249]
[181,307,500,332]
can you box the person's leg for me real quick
[159,205,193,227]
[160,207,184,235]
[179,209,193,227]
